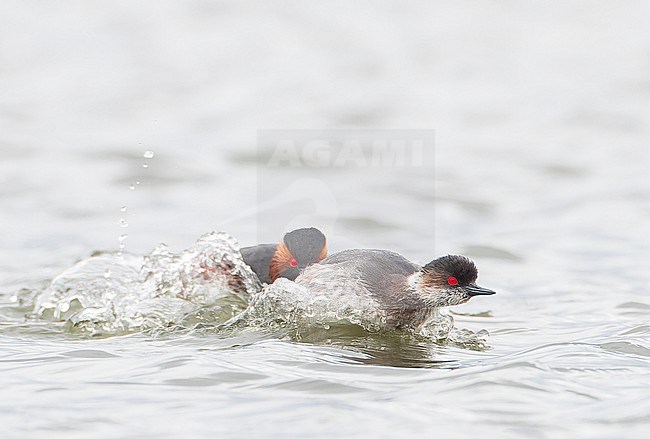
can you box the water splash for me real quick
[31,232,488,349]
[34,232,260,336]
[239,278,489,349]
[419,310,455,340]
[419,311,490,350]
[245,278,386,332]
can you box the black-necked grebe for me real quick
[295,250,495,330]
[241,227,327,284]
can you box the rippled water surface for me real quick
[1,1,650,438]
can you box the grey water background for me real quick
[1,1,649,438]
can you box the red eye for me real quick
[447,276,458,286]
[289,258,298,268]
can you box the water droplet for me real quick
[129,185,135,191]
[142,164,149,168]
[118,234,128,253]
[143,150,155,159]
[136,181,141,185]
[120,206,127,212]
[118,218,128,228]
[104,269,112,279]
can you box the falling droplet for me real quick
[118,218,128,228]
[142,164,149,168]
[136,181,141,185]
[129,185,135,191]
[120,206,127,212]
[143,150,155,159]
[118,234,128,253]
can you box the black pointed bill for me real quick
[465,284,496,296]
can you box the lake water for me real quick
[1,1,649,438]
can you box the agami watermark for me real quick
[260,130,433,168]
[255,129,434,244]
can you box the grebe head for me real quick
[412,254,495,307]
[270,227,327,282]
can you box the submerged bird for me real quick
[295,250,495,331]
[241,227,327,284]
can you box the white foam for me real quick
[34,232,260,335]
